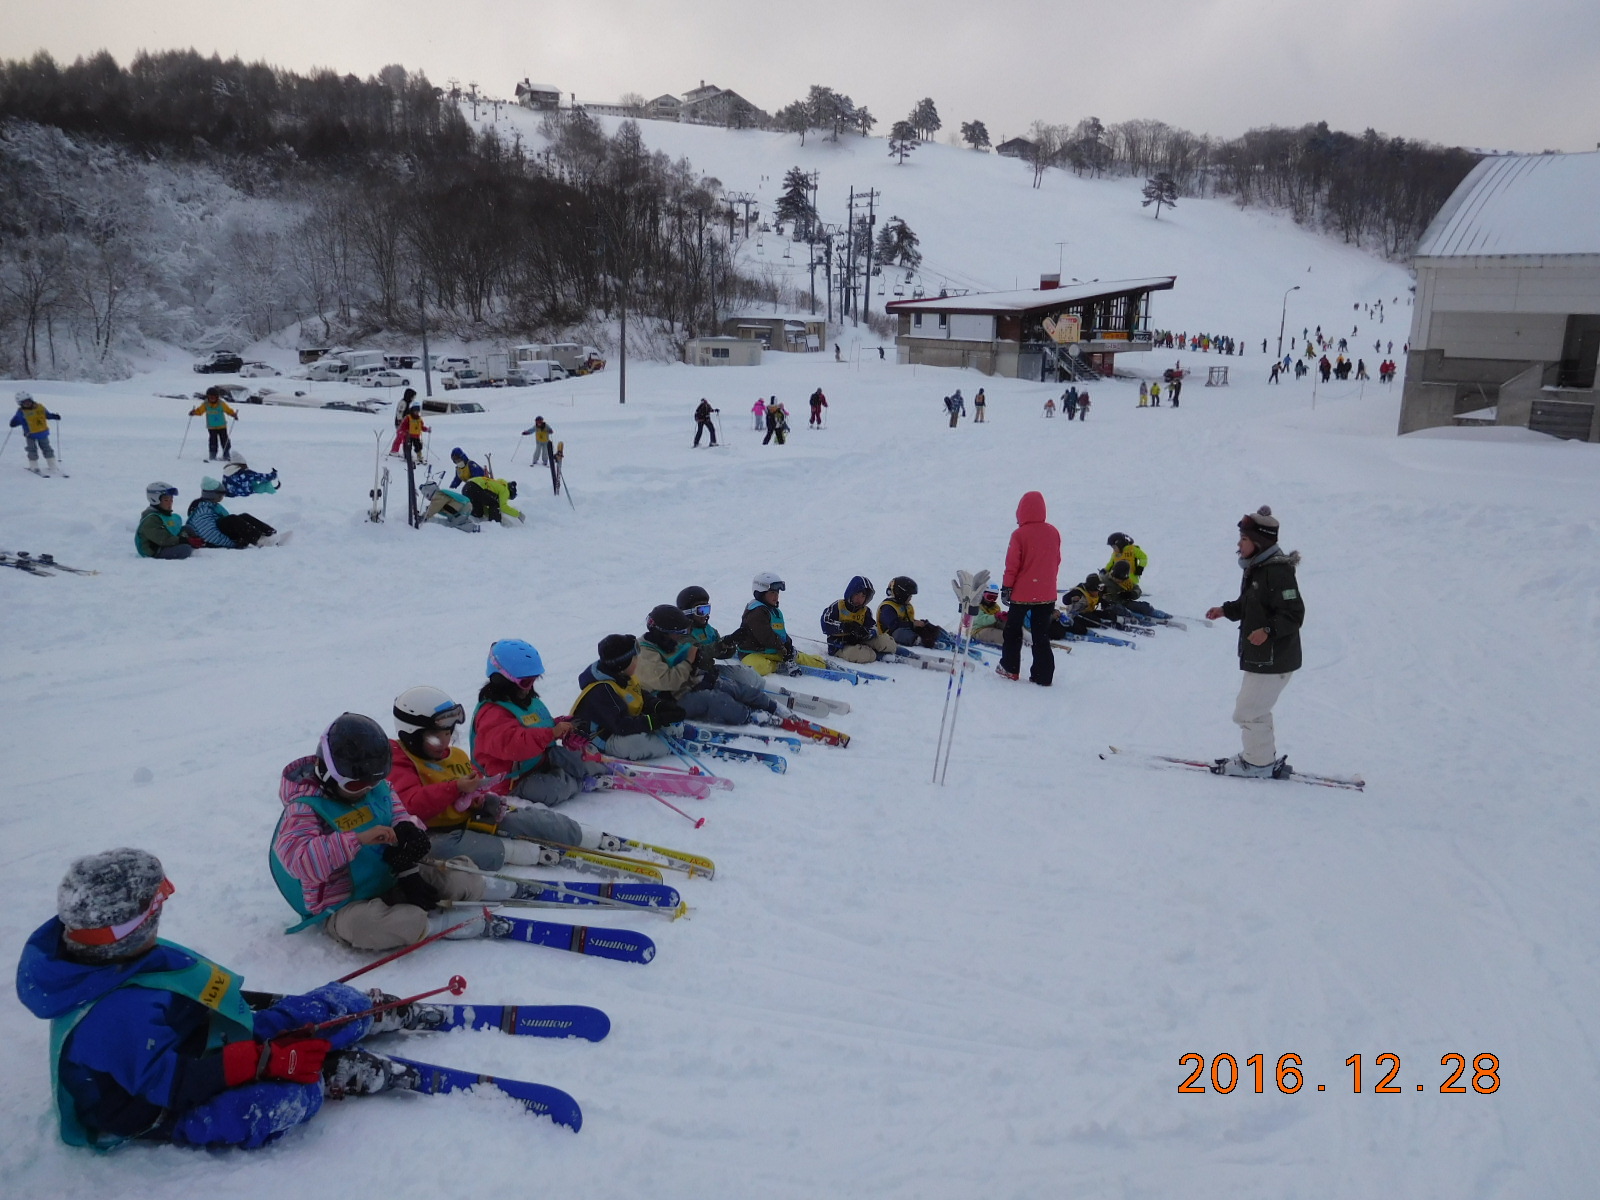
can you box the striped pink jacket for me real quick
[275,754,424,915]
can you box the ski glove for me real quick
[383,821,432,873]
[393,870,441,912]
[1000,587,1013,605]
[781,641,796,661]
[222,1037,331,1087]
[652,699,687,727]
[254,983,373,1048]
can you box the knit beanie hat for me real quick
[598,634,638,676]
[1239,506,1280,544]
[57,848,170,963]
[200,476,224,497]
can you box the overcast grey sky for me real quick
[3,0,1596,152]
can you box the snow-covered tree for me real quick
[775,100,812,145]
[775,166,817,238]
[1141,172,1179,218]
[888,121,918,164]
[910,98,942,142]
[960,120,991,151]
[873,216,922,268]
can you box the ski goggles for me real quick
[63,878,175,946]
[319,730,387,793]
[683,604,712,618]
[488,649,541,690]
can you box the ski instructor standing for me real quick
[996,490,1062,686]
[1205,506,1304,778]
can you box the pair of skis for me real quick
[369,431,390,523]
[1100,746,1365,791]
[665,735,789,774]
[2,551,97,577]
[765,685,851,718]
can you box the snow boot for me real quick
[995,666,1020,681]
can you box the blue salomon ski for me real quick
[516,880,682,909]
[497,915,656,963]
[408,1003,611,1042]
[381,1053,583,1130]
[665,736,788,774]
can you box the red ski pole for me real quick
[300,976,467,1036]
[334,914,480,984]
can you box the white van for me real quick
[306,359,350,382]
[341,350,386,372]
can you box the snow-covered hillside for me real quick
[492,107,1408,345]
[3,121,1596,1200]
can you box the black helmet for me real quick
[317,713,393,795]
[647,604,690,635]
[676,584,710,609]
[1107,532,1133,550]
[888,576,918,601]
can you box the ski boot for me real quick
[1211,755,1292,780]
[995,666,1019,681]
[323,1048,421,1096]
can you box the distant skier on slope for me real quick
[11,393,61,475]
[1204,507,1304,779]
[693,399,719,447]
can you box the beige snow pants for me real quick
[324,859,486,951]
[1233,670,1294,766]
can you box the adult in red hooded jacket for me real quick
[999,490,1062,685]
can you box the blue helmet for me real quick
[487,638,544,683]
[844,575,875,605]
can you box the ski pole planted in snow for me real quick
[177,414,194,458]
[933,569,989,785]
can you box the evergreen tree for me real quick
[887,121,918,164]
[854,107,876,136]
[910,98,942,142]
[1141,172,1179,218]
[873,216,922,268]
[775,100,812,145]
[960,120,991,151]
[775,166,816,237]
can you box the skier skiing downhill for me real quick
[11,392,61,474]
[271,712,537,952]
[997,491,1062,685]
[820,576,901,663]
[16,847,413,1150]
[189,387,238,462]
[808,388,827,427]
[393,679,612,870]
[469,640,605,805]
[1204,507,1304,778]
[521,417,555,465]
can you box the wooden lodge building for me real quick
[885,274,1176,380]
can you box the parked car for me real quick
[384,354,421,370]
[421,399,487,414]
[358,371,411,389]
[193,351,244,374]
[431,355,471,373]
[441,370,486,390]
[239,362,280,378]
[323,399,387,413]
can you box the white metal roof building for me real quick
[1402,152,1600,440]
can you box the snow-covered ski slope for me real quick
[3,125,1599,1200]
[495,106,1405,334]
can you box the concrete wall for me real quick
[1428,311,1567,361]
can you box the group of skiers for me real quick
[1153,331,1239,355]
[135,475,283,558]
[1043,386,1090,419]
[738,392,826,443]
[1136,376,1182,407]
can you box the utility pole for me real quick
[861,188,879,325]
[844,187,855,324]
[417,274,433,397]
[1277,285,1300,359]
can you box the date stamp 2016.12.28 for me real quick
[1178,1052,1500,1094]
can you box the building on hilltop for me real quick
[1402,152,1600,441]
[995,137,1036,160]
[886,275,1175,380]
[579,82,767,128]
[514,80,561,111]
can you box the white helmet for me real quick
[15,390,33,405]
[145,481,178,504]
[752,571,786,593]
[393,685,465,746]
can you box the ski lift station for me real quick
[886,274,1176,381]
[1400,151,1600,441]
[720,312,830,352]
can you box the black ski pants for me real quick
[215,512,275,547]
[694,418,717,446]
[1000,603,1056,685]
[207,427,232,459]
